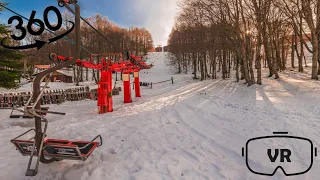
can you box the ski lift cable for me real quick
[0,4,93,54]
[61,3,117,49]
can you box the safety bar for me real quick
[33,109,66,115]
[78,135,103,150]
[0,107,36,119]
[2,107,66,117]
[11,129,36,141]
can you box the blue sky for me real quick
[0,0,180,46]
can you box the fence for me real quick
[0,87,97,108]
[140,76,174,89]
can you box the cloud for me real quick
[77,0,180,46]
[124,0,180,46]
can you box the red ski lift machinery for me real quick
[49,51,153,112]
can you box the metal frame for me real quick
[9,74,51,118]
[10,110,102,176]
[6,0,103,177]
[31,0,81,162]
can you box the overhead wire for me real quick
[61,3,117,49]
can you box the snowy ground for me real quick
[0,52,320,180]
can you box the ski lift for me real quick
[9,111,102,176]
[3,73,102,176]
[4,92,102,176]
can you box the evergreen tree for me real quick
[0,1,24,89]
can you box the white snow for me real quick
[0,52,319,180]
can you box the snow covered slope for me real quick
[0,52,320,180]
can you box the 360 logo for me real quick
[242,132,317,176]
[1,5,74,50]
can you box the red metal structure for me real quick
[49,52,152,113]
[134,70,141,97]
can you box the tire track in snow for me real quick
[154,80,237,179]
[112,80,223,117]
[171,102,280,180]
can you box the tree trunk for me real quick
[274,37,281,77]
[256,32,262,85]
[80,66,83,82]
[294,40,303,72]
[318,33,320,75]
[192,53,197,79]
[300,15,305,70]
[228,51,231,78]
[262,30,273,77]
[245,36,252,85]
[318,34,320,75]
[302,1,318,79]
[73,65,76,83]
[236,53,240,82]
[200,53,204,81]
[240,55,245,80]
[272,38,280,79]
[204,53,209,79]
[212,52,217,79]
[248,41,255,84]
[23,58,27,78]
[222,50,227,80]
[311,31,319,79]
[281,37,286,71]
[291,34,295,68]
[178,58,181,74]
[86,67,88,81]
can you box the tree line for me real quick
[167,0,320,85]
[0,2,25,89]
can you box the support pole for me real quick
[98,71,108,114]
[134,71,141,97]
[33,1,81,164]
[97,68,113,113]
[107,70,113,112]
[123,72,132,103]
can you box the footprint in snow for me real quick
[108,149,116,154]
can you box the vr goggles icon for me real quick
[242,132,317,176]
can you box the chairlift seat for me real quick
[11,130,102,161]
